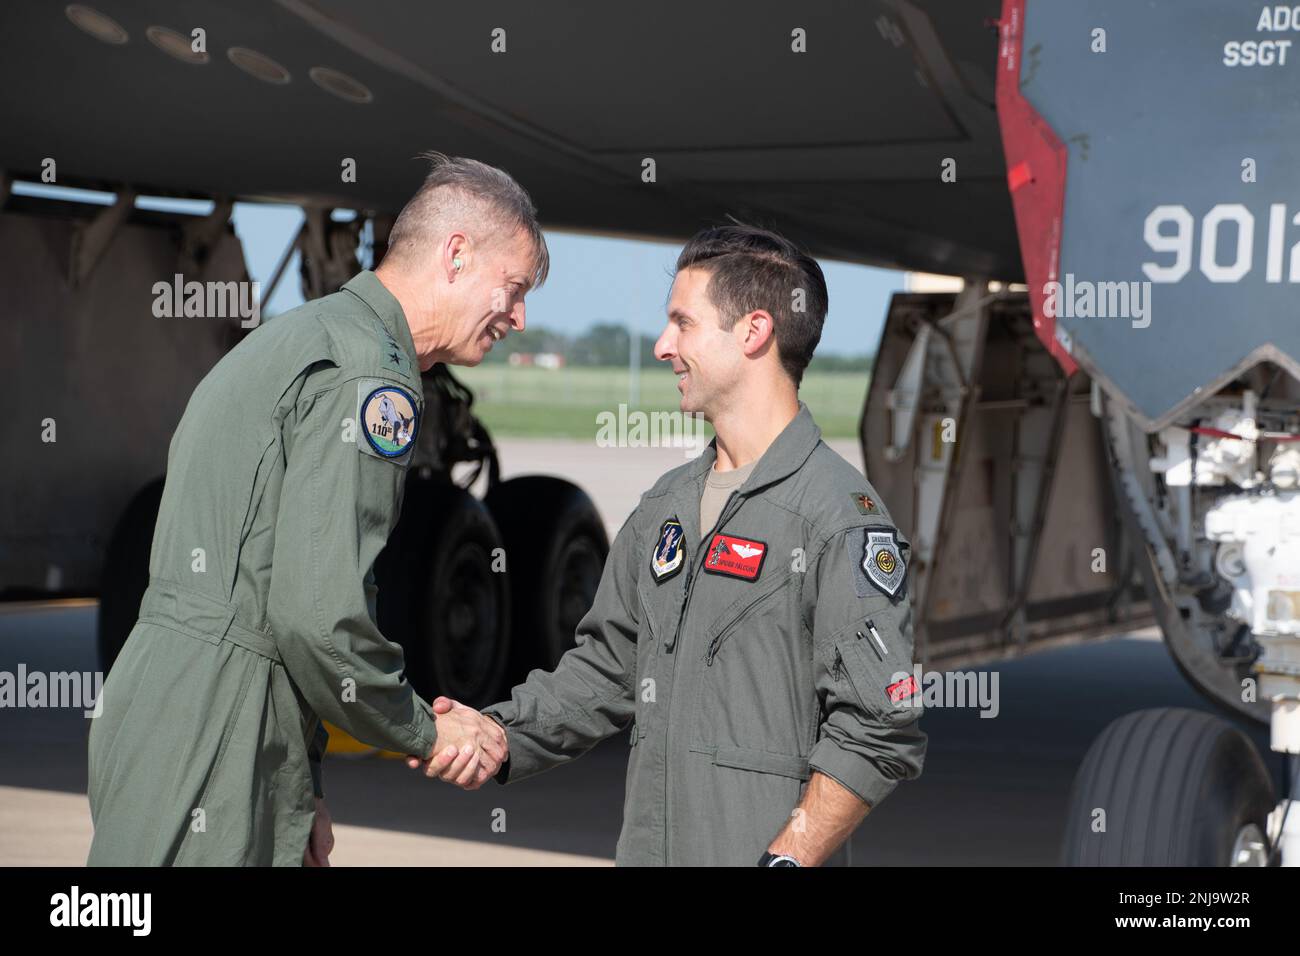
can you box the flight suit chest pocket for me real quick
[633,581,671,735]
[690,571,806,756]
[830,615,922,726]
[636,580,664,646]
[701,568,794,664]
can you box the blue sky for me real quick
[236,203,905,357]
[18,183,905,356]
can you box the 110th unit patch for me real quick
[359,382,419,458]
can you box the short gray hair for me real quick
[386,152,549,288]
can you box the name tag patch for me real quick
[703,532,767,581]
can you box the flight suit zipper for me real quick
[666,490,740,649]
[703,578,787,665]
[663,487,744,865]
[832,647,846,681]
[704,630,727,666]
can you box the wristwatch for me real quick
[757,851,801,867]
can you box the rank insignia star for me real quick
[851,493,879,516]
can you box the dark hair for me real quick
[675,223,827,386]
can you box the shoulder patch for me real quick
[357,381,419,459]
[651,517,685,583]
[845,526,908,599]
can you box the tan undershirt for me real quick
[700,459,757,535]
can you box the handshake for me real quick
[405,696,509,790]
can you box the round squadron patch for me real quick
[361,385,419,457]
[862,528,906,597]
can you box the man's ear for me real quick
[739,309,776,357]
[445,232,469,281]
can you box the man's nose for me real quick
[653,325,675,362]
[510,299,526,331]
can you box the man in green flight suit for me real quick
[421,224,928,866]
[87,153,534,865]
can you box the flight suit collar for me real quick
[654,401,822,649]
[341,270,422,376]
[688,401,822,496]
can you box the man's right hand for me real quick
[405,696,508,789]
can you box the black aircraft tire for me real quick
[1061,707,1275,866]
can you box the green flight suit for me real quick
[483,404,927,865]
[87,271,438,866]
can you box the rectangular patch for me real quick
[887,674,919,703]
[702,532,767,581]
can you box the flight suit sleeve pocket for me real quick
[829,619,922,727]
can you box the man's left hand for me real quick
[303,797,334,867]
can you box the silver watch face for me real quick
[766,854,801,867]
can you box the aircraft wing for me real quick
[0,0,1018,277]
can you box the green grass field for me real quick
[452,365,868,439]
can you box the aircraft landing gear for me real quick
[1060,707,1276,866]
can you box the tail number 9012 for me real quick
[1143,203,1300,284]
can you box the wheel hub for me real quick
[1230,822,1269,866]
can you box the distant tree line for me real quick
[483,321,873,371]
